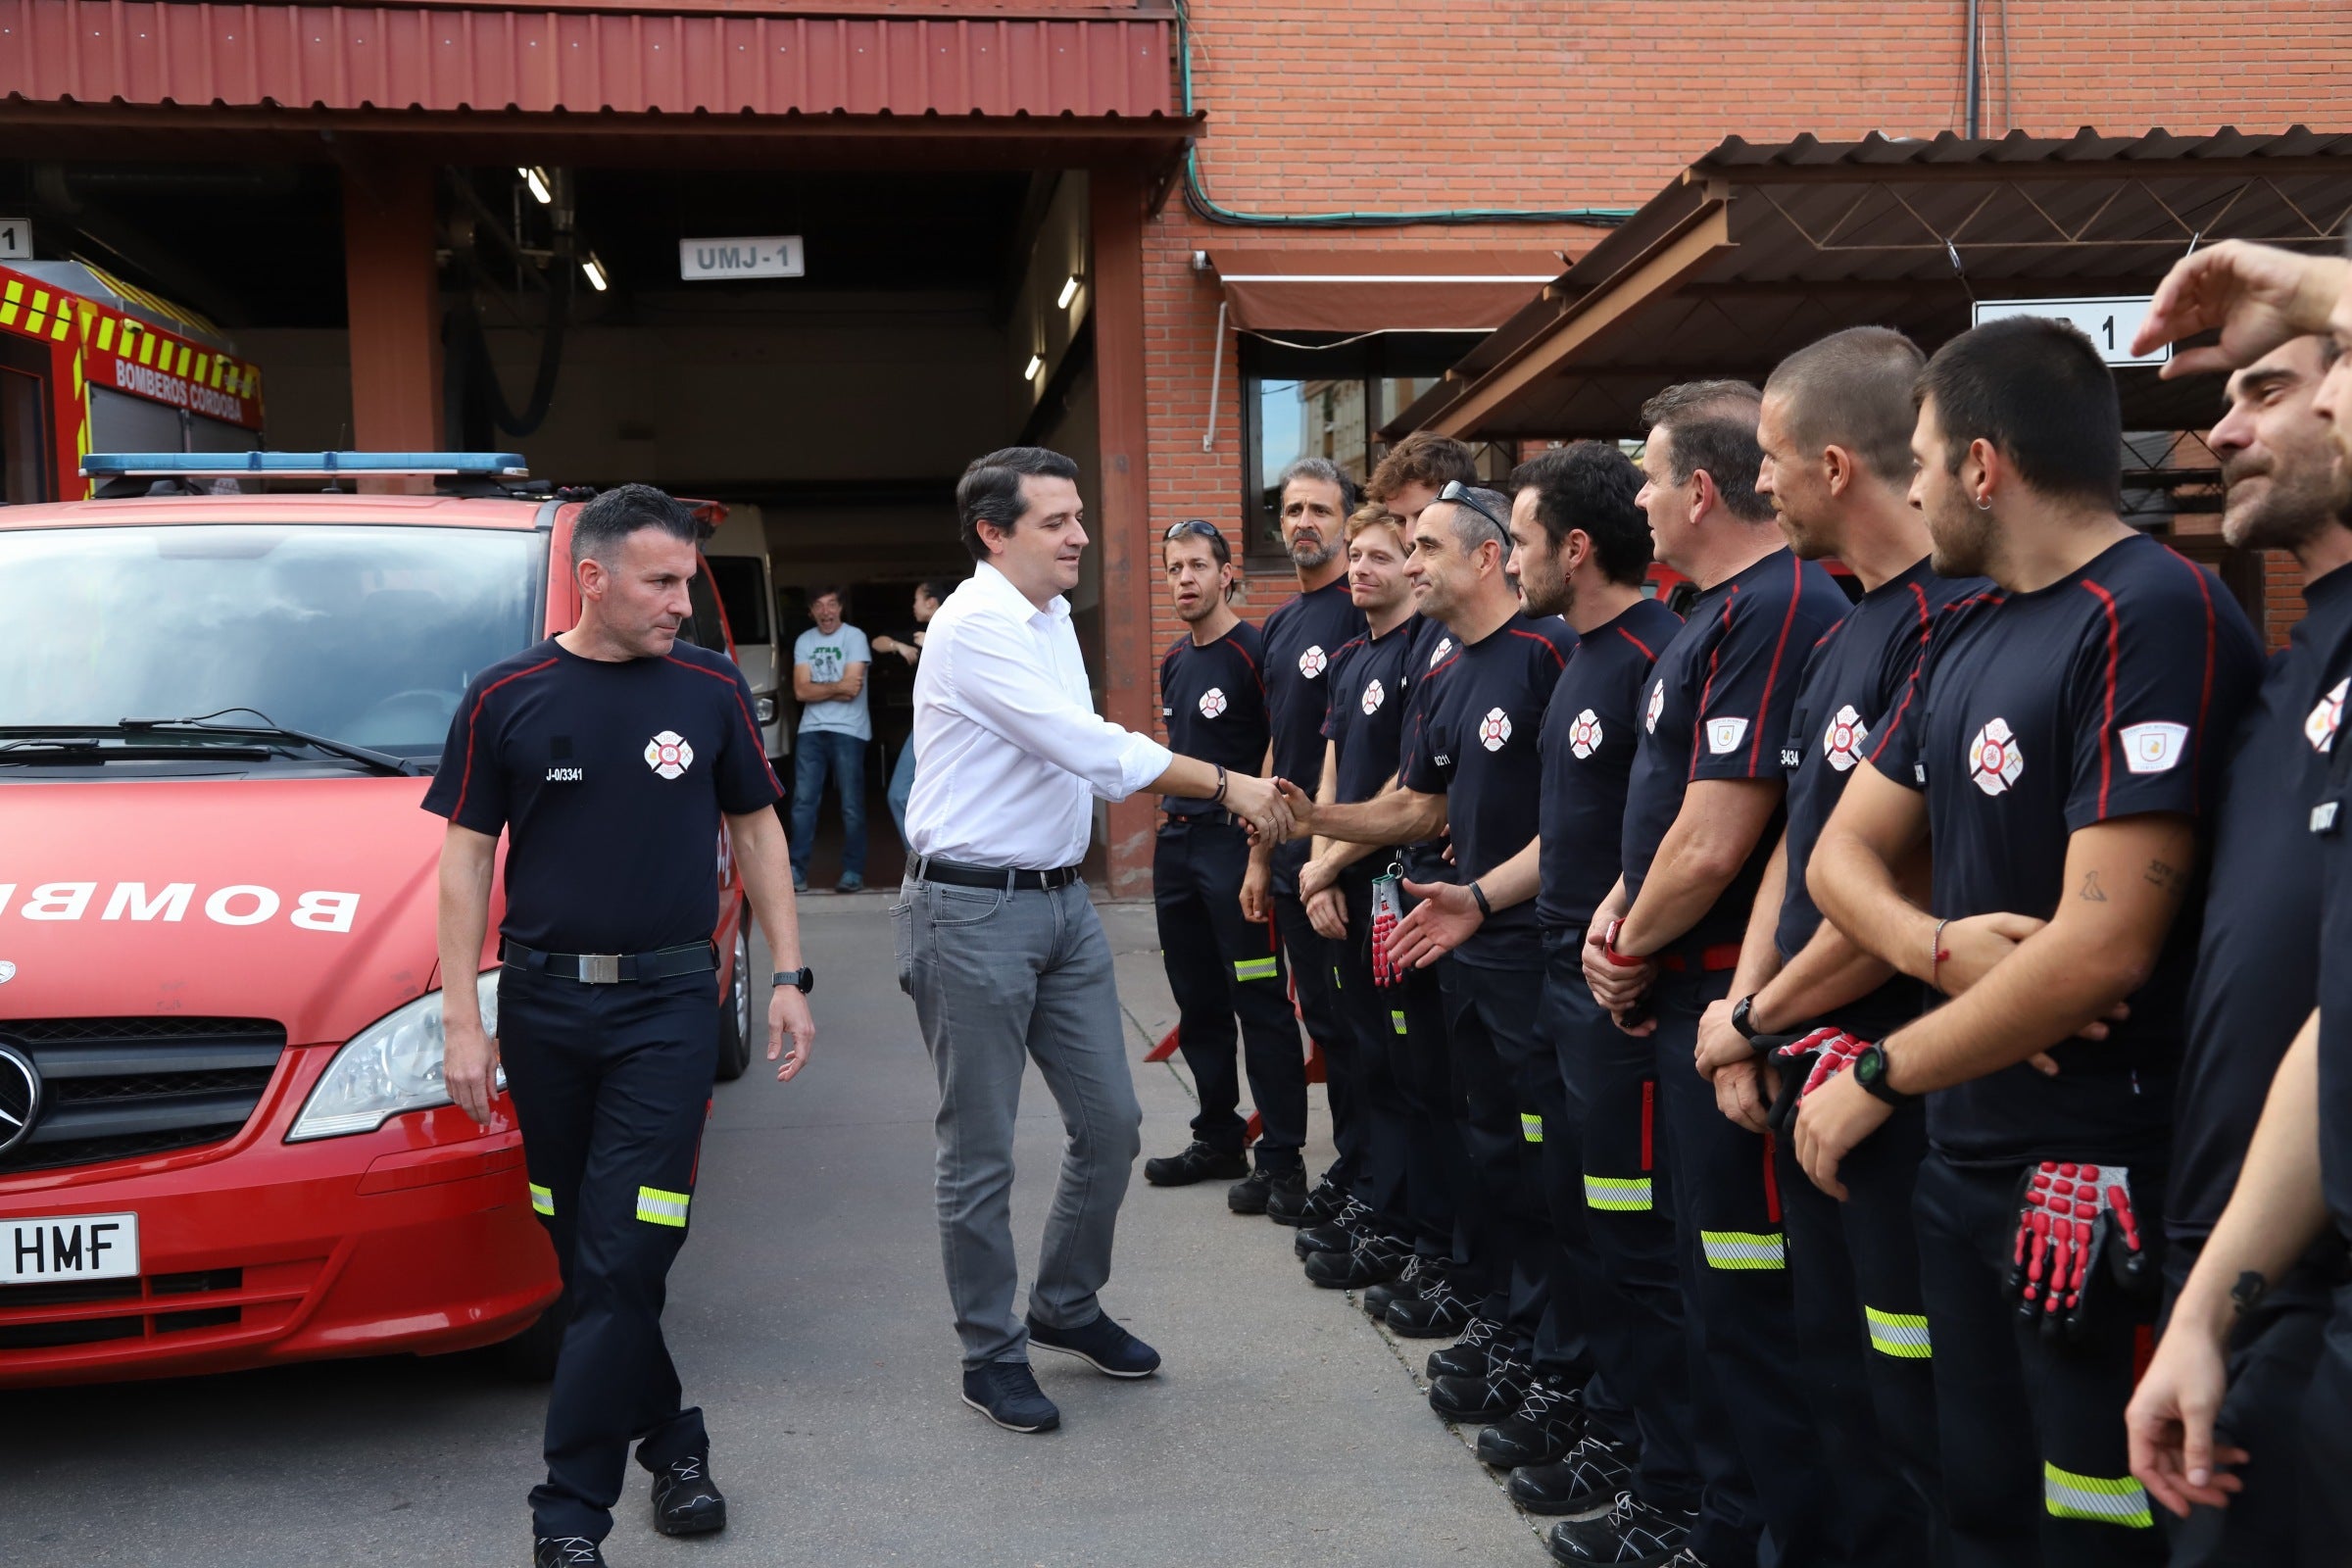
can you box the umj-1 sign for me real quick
[679,236,806,281]
[1971,296,2171,368]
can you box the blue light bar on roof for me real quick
[81,451,530,478]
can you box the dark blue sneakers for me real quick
[1025,1311,1163,1379]
[961,1361,1061,1433]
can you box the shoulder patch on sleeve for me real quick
[1705,715,1750,755]
[2119,720,2188,775]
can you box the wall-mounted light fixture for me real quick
[581,254,610,292]
[1024,352,1045,380]
[1056,273,1082,310]
[519,167,554,206]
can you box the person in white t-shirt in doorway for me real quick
[790,586,872,892]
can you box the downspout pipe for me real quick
[1964,0,1983,139]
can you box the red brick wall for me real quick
[1134,0,2352,692]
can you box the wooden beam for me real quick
[340,157,444,491]
[1089,164,1156,897]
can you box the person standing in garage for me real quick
[429,483,818,1568]
[789,586,872,894]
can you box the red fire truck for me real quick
[0,260,265,505]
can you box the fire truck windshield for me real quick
[0,523,542,763]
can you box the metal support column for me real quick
[341,157,444,490]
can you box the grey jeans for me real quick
[894,874,1144,1368]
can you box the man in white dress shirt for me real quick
[900,446,1292,1435]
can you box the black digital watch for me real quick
[1853,1042,1911,1106]
[773,967,815,995]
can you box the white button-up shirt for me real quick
[904,562,1174,869]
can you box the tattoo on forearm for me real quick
[2079,870,2108,903]
[2144,859,2186,898]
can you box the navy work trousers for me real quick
[1152,816,1306,1161]
[1914,1149,2167,1567]
[1328,870,1430,1233]
[498,962,717,1544]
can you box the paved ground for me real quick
[3,896,1548,1568]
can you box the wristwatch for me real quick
[773,966,815,996]
[1852,1042,1911,1106]
[1730,994,1762,1042]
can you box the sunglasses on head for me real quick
[1164,518,1224,543]
[1437,479,1509,539]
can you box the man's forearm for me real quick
[1616,782,1781,956]
[1466,838,1541,912]
[1881,917,2142,1092]
[2168,1013,2329,1342]
[1812,822,1938,983]
[1724,836,1789,1002]
[435,830,498,1027]
[1307,789,1446,848]
[728,809,805,970]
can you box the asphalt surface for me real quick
[2,896,1548,1567]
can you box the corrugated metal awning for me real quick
[0,0,1187,157]
[1208,249,1571,334]
[1393,127,2352,442]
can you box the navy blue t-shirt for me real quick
[1261,575,1368,791]
[1396,613,1459,883]
[1536,598,1683,934]
[1622,548,1845,954]
[422,638,783,954]
[1871,531,2263,1165]
[1776,558,1983,1036]
[2171,564,2352,1239]
[1158,621,1270,815]
[1402,612,1577,967]
[2310,641,2352,1244]
[1322,612,1426,808]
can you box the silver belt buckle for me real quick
[579,953,622,985]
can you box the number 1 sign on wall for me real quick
[1972,296,2173,368]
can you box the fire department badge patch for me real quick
[1479,708,1513,752]
[1298,645,1328,679]
[1360,679,1386,716]
[1199,687,1229,719]
[2119,720,2188,775]
[1644,679,1666,734]
[1822,704,1870,772]
[1967,717,2023,796]
[644,730,695,780]
[1430,637,1453,668]
[2308,678,2346,754]
[1567,709,1603,760]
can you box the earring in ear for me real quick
[1975,495,1993,512]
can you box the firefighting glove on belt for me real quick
[2004,1160,2154,1345]
[1763,1027,1870,1137]
[1370,866,1407,987]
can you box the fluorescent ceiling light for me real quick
[519,167,553,206]
[581,255,609,292]
[1056,274,1081,310]
[1024,353,1045,380]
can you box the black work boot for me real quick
[1386,1275,1474,1338]
[1144,1140,1249,1187]
[1430,1352,1533,1423]
[1475,1373,1586,1468]
[532,1538,607,1567]
[1508,1434,1635,1517]
[1362,1251,1427,1318]
[1302,1231,1407,1289]
[1228,1161,1305,1216]
[1425,1313,1505,1380]
[1292,1196,1374,1257]
[650,1449,727,1537]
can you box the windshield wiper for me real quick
[0,718,418,776]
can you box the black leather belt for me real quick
[908,855,1083,892]
[501,939,717,984]
[1163,809,1242,829]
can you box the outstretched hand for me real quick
[2134,240,2350,379]
[1269,777,1317,840]
[768,983,815,1081]
[1387,878,1483,969]
[1223,772,1296,845]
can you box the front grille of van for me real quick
[0,1017,286,1175]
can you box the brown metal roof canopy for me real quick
[1208,249,1574,334]
[1390,127,2352,443]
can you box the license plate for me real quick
[2,1212,140,1283]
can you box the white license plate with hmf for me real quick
[3,1211,140,1283]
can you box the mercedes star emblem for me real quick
[0,1042,40,1157]
[0,959,15,984]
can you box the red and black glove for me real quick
[2005,1160,2152,1343]
[1763,1027,1868,1136]
[1369,870,1406,988]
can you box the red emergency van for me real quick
[0,454,760,1387]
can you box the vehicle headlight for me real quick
[755,694,777,724]
[286,971,504,1141]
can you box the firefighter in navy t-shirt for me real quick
[1241,461,1368,1224]
[1274,487,1585,1452]
[1579,382,1846,1568]
[1806,318,2262,1567]
[2153,336,2352,1564]
[2116,234,2352,1555]
[1289,506,1450,1299]
[1380,445,1694,1530]
[1689,329,1981,1565]
[1140,522,1305,1200]
[425,486,813,1567]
